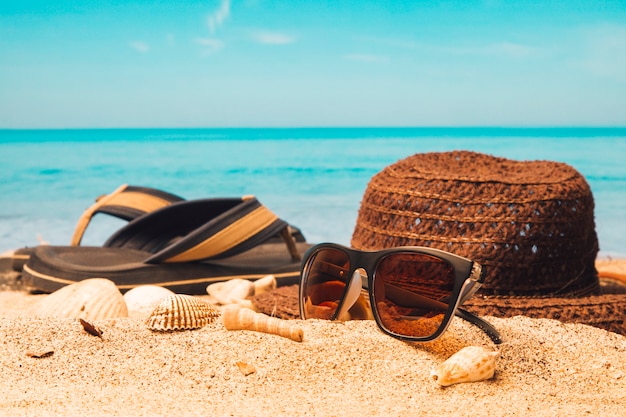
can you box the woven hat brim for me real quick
[463,260,626,335]
[463,290,626,335]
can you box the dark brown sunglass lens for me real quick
[302,249,351,320]
[373,253,456,338]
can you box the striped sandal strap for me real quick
[70,184,184,246]
[104,196,300,264]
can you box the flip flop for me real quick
[1,184,307,274]
[22,196,311,294]
[1,184,184,273]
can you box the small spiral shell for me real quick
[431,346,498,387]
[146,294,220,331]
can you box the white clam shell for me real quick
[123,285,175,318]
[146,294,220,331]
[30,278,128,320]
[253,275,276,295]
[431,346,498,387]
[206,279,254,305]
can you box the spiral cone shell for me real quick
[431,346,498,387]
[222,305,304,342]
[146,294,219,331]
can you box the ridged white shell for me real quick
[123,285,175,318]
[431,346,498,387]
[30,278,128,320]
[146,294,220,331]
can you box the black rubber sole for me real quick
[22,242,311,294]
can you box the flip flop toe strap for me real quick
[141,197,299,264]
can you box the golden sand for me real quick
[0,290,624,417]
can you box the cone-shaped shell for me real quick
[431,346,498,387]
[30,278,128,320]
[123,285,175,318]
[222,305,304,342]
[146,294,220,331]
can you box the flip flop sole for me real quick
[22,242,312,294]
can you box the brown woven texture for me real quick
[249,285,300,319]
[463,294,625,335]
[351,150,600,297]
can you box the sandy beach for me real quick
[1,285,625,417]
[3,0,626,415]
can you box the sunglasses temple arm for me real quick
[455,307,502,345]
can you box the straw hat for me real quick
[351,150,626,335]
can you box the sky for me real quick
[0,0,625,128]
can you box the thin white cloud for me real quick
[485,42,534,59]
[252,31,295,45]
[208,0,231,34]
[344,53,388,63]
[195,38,225,55]
[129,41,150,53]
[354,35,533,60]
[452,42,535,59]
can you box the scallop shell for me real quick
[430,346,498,387]
[146,294,220,331]
[30,278,128,320]
[123,285,175,318]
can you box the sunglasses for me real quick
[299,243,501,344]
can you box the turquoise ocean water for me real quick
[1,128,625,256]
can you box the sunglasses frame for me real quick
[299,243,501,344]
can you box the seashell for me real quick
[253,275,276,295]
[206,279,254,305]
[431,346,498,387]
[146,294,220,331]
[79,318,103,338]
[123,285,175,318]
[235,361,257,376]
[30,278,128,320]
[222,305,304,342]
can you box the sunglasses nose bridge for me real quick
[354,267,369,291]
[335,269,366,321]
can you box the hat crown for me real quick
[389,150,580,184]
[351,150,599,297]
